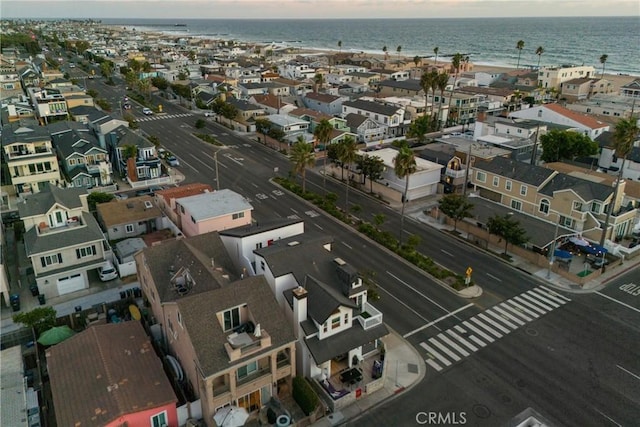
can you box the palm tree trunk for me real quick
[345,180,350,214]
[399,176,410,245]
[302,170,306,193]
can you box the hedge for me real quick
[292,376,318,416]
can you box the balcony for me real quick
[37,216,84,235]
[356,302,383,330]
[86,162,113,175]
[7,147,54,160]
[445,168,466,179]
[224,329,272,361]
[236,366,271,388]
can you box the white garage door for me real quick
[56,273,85,295]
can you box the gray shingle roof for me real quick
[176,276,296,377]
[378,78,422,91]
[539,173,613,202]
[17,183,87,218]
[473,157,555,187]
[139,231,239,303]
[24,212,105,256]
[1,119,50,145]
[304,275,358,324]
[304,323,388,365]
[51,129,105,159]
[218,218,303,238]
[343,99,402,116]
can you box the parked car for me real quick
[114,193,129,200]
[1,210,21,225]
[98,261,119,281]
[142,107,153,116]
[167,156,180,166]
[204,111,215,117]
[135,185,163,197]
[586,253,609,268]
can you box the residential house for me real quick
[176,189,253,237]
[1,101,36,123]
[560,77,613,102]
[50,126,113,189]
[418,143,460,193]
[226,97,266,121]
[47,322,178,427]
[508,103,610,140]
[564,94,638,120]
[1,346,39,426]
[265,114,310,140]
[1,119,62,197]
[342,99,406,138]
[619,78,640,99]
[345,113,386,144]
[376,79,423,98]
[238,82,269,98]
[346,71,380,88]
[365,147,443,200]
[97,196,162,240]
[370,69,410,82]
[595,130,640,182]
[461,70,504,87]
[155,183,214,227]
[18,65,39,88]
[278,62,315,80]
[249,93,295,115]
[106,125,163,184]
[538,65,596,90]
[0,69,22,94]
[18,184,111,296]
[302,92,346,116]
[134,233,297,422]
[26,87,69,125]
[470,156,637,244]
[272,77,312,97]
[253,233,388,386]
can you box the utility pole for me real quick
[547,215,560,279]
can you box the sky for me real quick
[1,0,639,19]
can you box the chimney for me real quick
[292,286,307,339]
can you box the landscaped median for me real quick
[274,176,471,291]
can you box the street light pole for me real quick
[462,143,474,196]
[547,214,560,279]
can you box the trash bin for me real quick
[30,284,40,296]
[10,294,20,312]
[38,294,46,305]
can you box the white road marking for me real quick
[500,302,533,322]
[420,343,451,367]
[377,286,434,326]
[470,317,503,338]
[462,320,495,342]
[594,408,622,427]
[527,289,561,308]
[342,242,353,250]
[477,313,511,334]
[538,285,571,302]
[596,292,640,314]
[425,359,443,371]
[446,330,478,352]
[486,273,502,282]
[509,298,540,318]
[493,305,526,326]
[520,292,554,311]
[436,333,470,357]
[203,152,228,169]
[387,271,453,317]
[314,223,324,230]
[616,364,640,381]
[428,337,461,361]
[404,303,474,338]
[440,249,454,257]
[190,154,215,171]
[513,296,547,315]
[484,310,518,330]
[468,334,486,348]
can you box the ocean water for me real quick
[103,17,640,76]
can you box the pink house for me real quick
[176,189,253,237]
[47,321,178,427]
[154,183,214,227]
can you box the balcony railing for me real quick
[236,366,271,387]
[356,301,383,330]
[445,168,466,179]
[37,216,84,235]
[7,148,54,159]
[224,329,272,361]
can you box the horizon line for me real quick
[2,15,637,20]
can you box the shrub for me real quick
[292,376,318,416]
[195,118,206,129]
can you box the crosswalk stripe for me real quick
[428,337,462,361]
[501,302,533,322]
[513,296,547,315]
[535,289,570,305]
[520,293,553,311]
[477,313,511,334]
[493,305,526,326]
[437,334,470,357]
[470,317,503,338]
[454,325,466,333]
[425,358,443,371]
[538,285,571,302]
[468,334,486,347]
[528,288,561,307]
[462,320,495,342]
[509,298,540,318]
[485,309,519,329]
[446,330,478,352]
[420,342,452,366]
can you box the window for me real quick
[331,316,341,330]
[40,253,62,267]
[505,180,512,191]
[559,215,574,228]
[259,260,265,271]
[344,313,349,325]
[125,224,134,233]
[520,185,527,196]
[492,176,500,187]
[223,307,240,331]
[573,201,583,211]
[151,411,168,427]
[539,199,550,214]
[476,171,486,183]
[323,323,328,333]
[232,212,245,220]
[237,361,258,380]
[591,201,602,214]
[76,245,96,259]
[511,200,522,211]
[191,215,196,223]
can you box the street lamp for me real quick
[546,215,561,279]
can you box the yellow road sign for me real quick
[466,267,473,276]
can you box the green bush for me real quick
[292,376,318,416]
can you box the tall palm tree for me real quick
[289,141,315,193]
[396,45,402,61]
[314,119,334,192]
[445,53,463,127]
[382,45,388,60]
[600,117,640,245]
[337,40,342,54]
[516,40,525,69]
[535,46,545,69]
[435,71,449,130]
[433,46,439,66]
[420,70,435,123]
[337,136,358,213]
[394,146,417,245]
[413,56,422,68]
[600,54,608,78]
[313,73,324,93]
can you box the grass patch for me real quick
[577,269,592,277]
[193,133,223,146]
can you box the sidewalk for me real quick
[311,328,425,427]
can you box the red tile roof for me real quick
[544,103,609,129]
[47,322,177,427]
[156,183,214,205]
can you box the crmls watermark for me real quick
[415,411,467,425]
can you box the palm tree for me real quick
[535,46,545,69]
[600,117,639,245]
[600,54,608,78]
[289,141,316,193]
[396,45,402,61]
[413,55,421,68]
[433,46,439,66]
[394,146,417,245]
[446,53,463,127]
[314,119,334,192]
[337,40,342,54]
[516,40,525,69]
[337,136,358,213]
[313,73,324,93]
[382,45,388,60]
[420,70,436,124]
[435,72,449,130]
